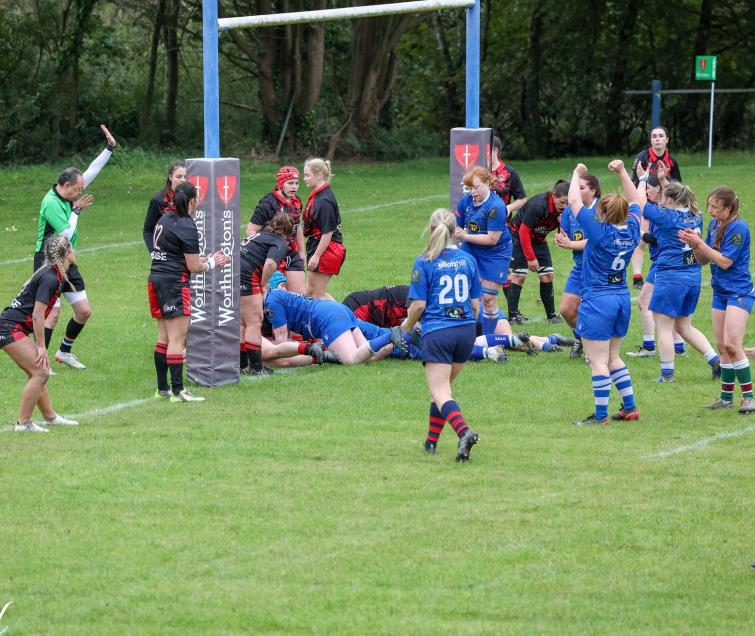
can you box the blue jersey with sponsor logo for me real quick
[408,246,482,335]
[705,217,754,297]
[456,191,512,262]
[560,200,595,268]
[577,203,641,298]
[643,203,702,286]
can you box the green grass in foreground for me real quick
[0,152,753,634]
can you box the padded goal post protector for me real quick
[449,127,493,210]
[185,158,241,387]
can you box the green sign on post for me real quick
[695,55,717,81]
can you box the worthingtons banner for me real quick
[186,158,240,387]
[450,128,493,210]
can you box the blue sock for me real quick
[660,360,675,377]
[707,353,720,367]
[485,334,514,348]
[642,337,656,351]
[674,340,686,353]
[610,366,636,411]
[368,332,393,353]
[592,375,611,420]
[469,345,485,361]
[541,342,556,352]
[481,311,499,335]
[548,334,559,345]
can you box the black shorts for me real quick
[511,235,553,276]
[0,318,28,349]
[33,252,86,293]
[281,252,305,273]
[148,277,191,319]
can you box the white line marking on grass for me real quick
[66,397,153,420]
[344,194,447,213]
[0,240,143,266]
[643,424,755,459]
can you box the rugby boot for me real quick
[44,414,79,426]
[710,356,721,380]
[739,397,755,414]
[656,373,676,384]
[15,421,49,433]
[610,408,640,421]
[54,350,86,369]
[304,343,324,365]
[626,345,656,358]
[424,440,437,455]
[170,390,205,402]
[702,397,734,410]
[322,349,342,364]
[569,339,584,360]
[509,311,528,325]
[484,345,508,363]
[455,428,479,463]
[390,326,407,354]
[545,313,564,324]
[573,413,608,426]
[154,389,172,399]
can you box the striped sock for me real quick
[154,342,169,392]
[732,358,753,399]
[441,400,468,438]
[610,366,636,411]
[59,318,85,353]
[166,353,185,395]
[673,337,686,353]
[481,310,499,335]
[592,375,611,420]
[703,349,718,364]
[240,342,249,370]
[719,362,735,402]
[642,335,655,350]
[469,345,485,361]
[660,360,675,377]
[426,403,445,445]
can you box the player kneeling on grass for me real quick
[263,289,403,365]
[679,187,755,414]
[401,208,481,461]
[1,237,80,432]
[570,162,641,426]
[148,181,229,402]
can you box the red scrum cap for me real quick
[276,166,299,189]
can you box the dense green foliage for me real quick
[0,1,754,163]
[0,154,753,632]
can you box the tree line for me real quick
[0,0,753,164]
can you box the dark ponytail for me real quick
[174,181,196,218]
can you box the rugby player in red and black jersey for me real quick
[142,160,187,252]
[342,285,409,328]
[629,126,682,288]
[148,181,229,402]
[1,237,80,432]
[239,213,321,374]
[490,136,527,217]
[247,166,307,295]
[302,158,345,300]
[506,181,569,324]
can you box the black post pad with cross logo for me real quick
[185,158,241,387]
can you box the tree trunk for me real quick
[521,0,546,157]
[163,0,180,144]
[432,13,463,131]
[139,0,167,143]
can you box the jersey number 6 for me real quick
[439,274,469,304]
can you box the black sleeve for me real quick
[642,232,658,246]
[315,199,339,234]
[520,198,543,229]
[34,271,60,305]
[251,196,276,227]
[670,158,682,182]
[509,170,526,200]
[630,151,645,186]
[265,237,288,265]
[179,221,200,255]
[143,197,162,252]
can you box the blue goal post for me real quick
[202,0,480,157]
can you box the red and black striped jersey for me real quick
[240,231,288,271]
[149,213,200,279]
[1,266,63,332]
[250,190,303,253]
[303,184,342,244]
[491,162,526,205]
[508,192,560,243]
[342,285,409,327]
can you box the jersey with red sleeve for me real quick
[508,192,560,243]
[631,148,682,185]
[342,285,409,327]
[491,162,526,205]
[303,184,343,247]
[240,231,289,271]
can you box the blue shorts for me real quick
[577,294,631,341]
[464,243,512,285]
[564,266,582,296]
[711,291,754,313]
[318,304,358,346]
[649,282,700,318]
[421,324,476,364]
[645,263,657,285]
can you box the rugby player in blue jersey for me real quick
[679,187,754,414]
[570,161,641,425]
[400,208,482,461]
[629,169,720,383]
[455,167,512,335]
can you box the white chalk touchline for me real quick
[345,194,447,213]
[643,424,755,459]
[0,240,143,266]
[65,397,153,420]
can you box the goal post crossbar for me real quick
[218,0,475,31]
[202,0,480,157]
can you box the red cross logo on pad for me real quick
[454,144,479,169]
[188,176,209,203]
[216,176,237,206]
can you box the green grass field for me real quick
[0,151,753,634]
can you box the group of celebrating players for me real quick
[2,127,753,464]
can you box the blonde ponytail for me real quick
[422,208,456,260]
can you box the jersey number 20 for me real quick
[438,274,469,304]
